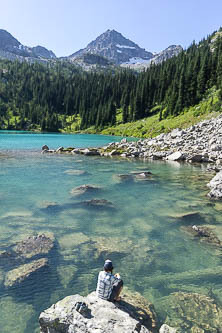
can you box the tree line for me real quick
[0,28,222,132]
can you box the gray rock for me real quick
[211,144,222,151]
[207,171,222,199]
[39,291,157,333]
[56,146,64,152]
[82,148,100,156]
[166,152,184,161]
[42,145,49,151]
[82,199,114,209]
[120,138,127,143]
[188,154,203,163]
[152,151,167,159]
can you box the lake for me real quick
[0,131,221,332]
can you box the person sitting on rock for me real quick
[96,259,123,302]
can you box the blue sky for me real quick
[1,0,222,57]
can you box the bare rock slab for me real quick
[39,291,156,333]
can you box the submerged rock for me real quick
[0,268,3,286]
[168,211,201,222]
[92,236,133,259]
[64,169,87,176]
[82,199,114,209]
[1,210,33,219]
[70,184,100,196]
[13,233,54,259]
[157,292,222,333]
[58,232,90,251]
[0,296,34,333]
[181,225,222,248]
[38,201,59,209]
[134,172,153,180]
[39,291,157,333]
[4,258,48,287]
[57,265,78,288]
[113,174,134,182]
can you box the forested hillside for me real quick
[0,29,222,133]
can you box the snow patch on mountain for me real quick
[116,44,136,49]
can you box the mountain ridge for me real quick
[0,29,56,62]
[0,28,182,68]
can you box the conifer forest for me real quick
[0,30,222,132]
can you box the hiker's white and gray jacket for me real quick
[96,271,120,300]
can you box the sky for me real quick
[1,0,222,57]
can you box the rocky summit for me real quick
[68,29,153,65]
[151,45,183,65]
[0,29,56,63]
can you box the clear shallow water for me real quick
[0,132,222,332]
[0,131,125,151]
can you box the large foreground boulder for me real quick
[39,291,157,333]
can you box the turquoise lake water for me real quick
[0,131,222,332]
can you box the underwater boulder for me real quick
[4,258,48,287]
[157,291,222,332]
[13,233,55,259]
[70,184,100,196]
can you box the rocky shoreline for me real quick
[42,113,222,199]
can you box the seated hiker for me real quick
[96,259,123,302]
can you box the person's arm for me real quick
[110,273,121,285]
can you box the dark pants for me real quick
[108,279,123,301]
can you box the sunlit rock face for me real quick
[39,290,157,333]
[68,29,154,65]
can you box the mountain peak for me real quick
[0,28,56,62]
[69,29,153,64]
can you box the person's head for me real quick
[103,259,113,273]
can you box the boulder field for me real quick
[42,114,222,199]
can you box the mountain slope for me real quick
[0,29,56,62]
[68,29,154,65]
